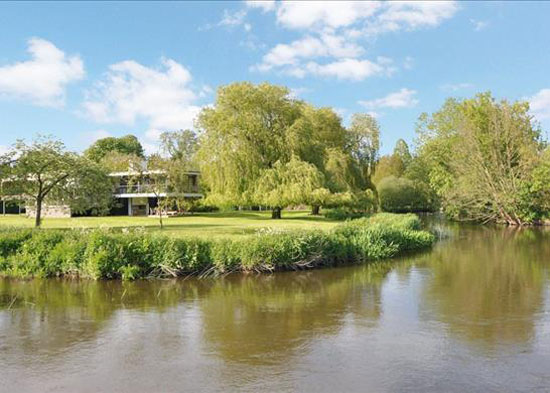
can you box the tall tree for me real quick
[159,129,198,164]
[393,138,412,168]
[416,92,544,225]
[196,82,302,218]
[84,135,144,162]
[3,137,112,227]
[348,113,381,205]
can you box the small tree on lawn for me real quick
[4,137,112,227]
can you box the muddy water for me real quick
[1,222,550,392]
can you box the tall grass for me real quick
[0,214,434,280]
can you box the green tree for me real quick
[393,138,412,168]
[377,176,433,213]
[84,135,144,162]
[252,156,327,218]
[287,105,361,214]
[3,137,112,227]
[159,129,199,164]
[348,113,380,202]
[416,92,544,225]
[196,82,302,218]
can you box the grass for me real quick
[0,211,340,239]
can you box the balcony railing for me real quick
[114,184,200,194]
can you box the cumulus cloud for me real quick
[250,1,458,80]
[83,57,202,131]
[529,89,550,120]
[275,1,381,30]
[359,88,418,109]
[0,38,84,107]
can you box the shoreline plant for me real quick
[0,214,434,280]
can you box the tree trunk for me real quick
[311,205,320,215]
[271,207,282,219]
[158,200,164,229]
[35,198,42,228]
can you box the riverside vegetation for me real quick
[0,213,434,280]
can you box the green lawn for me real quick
[0,211,340,239]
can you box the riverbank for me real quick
[0,213,434,279]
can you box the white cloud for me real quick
[359,88,418,109]
[255,34,364,71]
[470,18,489,31]
[404,56,414,70]
[275,1,381,30]
[0,38,84,107]
[529,89,550,120]
[83,57,202,131]
[245,0,276,12]
[439,82,474,92]
[248,1,458,80]
[305,58,387,81]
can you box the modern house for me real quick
[1,169,203,218]
[109,170,202,216]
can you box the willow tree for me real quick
[196,82,302,217]
[287,105,361,215]
[252,156,327,218]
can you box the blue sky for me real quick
[1,1,549,155]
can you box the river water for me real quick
[1,221,550,392]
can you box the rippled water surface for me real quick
[2,221,550,392]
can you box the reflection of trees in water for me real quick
[197,266,389,365]
[421,226,550,349]
[0,265,390,365]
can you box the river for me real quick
[1,220,550,392]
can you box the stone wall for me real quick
[25,204,72,218]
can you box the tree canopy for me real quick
[2,137,112,226]
[416,92,545,224]
[84,135,144,162]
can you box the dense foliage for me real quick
[196,82,378,218]
[84,135,144,162]
[1,137,113,227]
[415,92,549,225]
[377,176,434,213]
[0,214,434,279]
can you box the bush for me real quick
[323,207,366,221]
[378,176,435,213]
[0,213,435,279]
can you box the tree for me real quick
[159,129,198,164]
[393,138,412,168]
[372,154,405,185]
[348,113,380,198]
[197,82,302,218]
[3,137,112,227]
[378,176,434,213]
[287,105,361,214]
[252,156,327,219]
[84,135,144,162]
[416,92,544,225]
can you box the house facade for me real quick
[109,170,202,216]
[0,170,203,218]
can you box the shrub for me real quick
[377,176,435,213]
[323,207,366,221]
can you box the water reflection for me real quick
[420,226,549,350]
[1,222,550,392]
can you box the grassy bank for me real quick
[0,211,339,239]
[0,213,435,280]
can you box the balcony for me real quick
[114,184,200,195]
